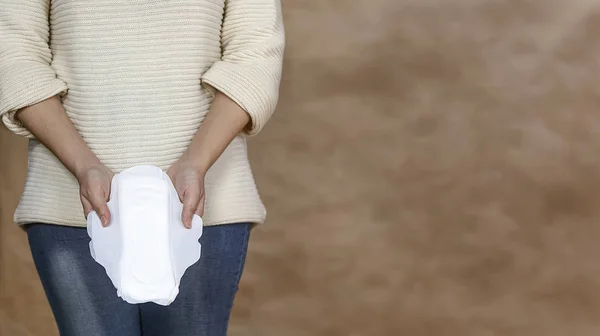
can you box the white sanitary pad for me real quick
[86,165,203,306]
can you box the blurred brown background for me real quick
[4,0,600,335]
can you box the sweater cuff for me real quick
[0,61,68,138]
[201,60,280,136]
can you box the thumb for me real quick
[181,188,200,229]
[89,190,111,227]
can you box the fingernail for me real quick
[101,216,108,226]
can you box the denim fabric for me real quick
[27,222,251,336]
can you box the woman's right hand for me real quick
[75,164,114,226]
[15,96,115,226]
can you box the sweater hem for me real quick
[14,215,265,229]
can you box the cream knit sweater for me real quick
[0,0,284,227]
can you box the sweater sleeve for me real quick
[0,0,68,138]
[201,0,285,136]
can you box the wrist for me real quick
[178,151,210,175]
[72,154,104,181]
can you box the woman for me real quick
[0,0,284,335]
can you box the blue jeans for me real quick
[27,223,251,336]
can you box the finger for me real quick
[89,190,111,227]
[195,194,205,218]
[81,196,93,219]
[182,188,200,229]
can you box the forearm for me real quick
[16,96,102,178]
[180,91,250,172]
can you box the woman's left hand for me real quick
[166,91,252,229]
[167,159,206,229]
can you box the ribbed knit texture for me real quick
[0,0,285,227]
